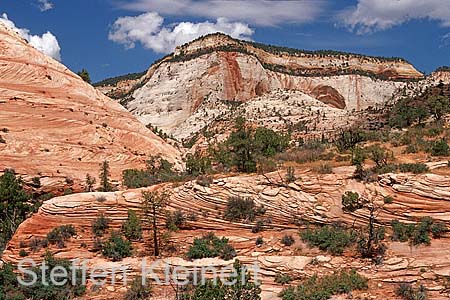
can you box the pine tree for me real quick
[99,161,112,192]
[142,190,168,256]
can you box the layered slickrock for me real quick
[0,23,181,185]
[5,165,450,299]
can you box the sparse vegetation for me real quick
[124,276,153,300]
[29,237,48,252]
[165,210,186,231]
[301,225,357,255]
[122,210,142,241]
[102,231,132,261]
[123,155,184,188]
[275,273,293,285]
[256,236,264,246]
[224,196,261,222]
[342,191,363,212]
[187,232,236,260]
[279,270,368,300]
[395,283,427,300]
[92,214,110,237]
[213,117,289,173]
[0,252,86,300]
[46,225,76,248]
[94,71,145,87]
[85,173,96,192]
[398,163,429,174]
[186,152,212,176]
[391,217,446,245]
[430,140,450,156]
[281,234,295,246]
[179,259,261,300]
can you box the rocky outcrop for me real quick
[5,165,450,299]
[114,34,423,139]
[0,23,181,186]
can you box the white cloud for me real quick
[341,0,450,34]
[109,12,254,53]
[441,32,450,47]
[117,0,326,26]
[37,0,54,12]
[0,13,61,60]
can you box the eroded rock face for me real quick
[5,165,450,299]
[117,34,423,139]
[0,24,181,185]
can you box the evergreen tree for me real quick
[77,68,91,84]
[142,190,168,256]
[0,169,31,251]
[99,161,113,192]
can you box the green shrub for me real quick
[252,220,265,233]
[399,163,429,174]
[300,225,357,255]
[187,232,236,260]
[29,237,48,252]
[63,188,73,195]
[279,270,368,300]
[19,249,28,257]
[431,222,447,238]
[125,276,153,300]
[31,177,41,187]
[0,252,86,300]
[165,210,186,231]
[179,259,261,300]
[395,283,427,300]
[102,231,132,261]
[47,225,76,248]
[383,196,394,204]
[122,210,142,241]
[275,273,293,285]
[256,236,264,246]
[186,152,212,176]
[430,140,450,156]
[281,235,295,246]
[92,214,110,237]
[391,217,444,245]
[0,169,32,251]
[224,197,258,222]
[341,191,363,212]
[122,169,154,188]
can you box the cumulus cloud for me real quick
[37,0,54,12]
[0,13,61,60]
[341,0,450,34]
[109,12,254,53]
[117,0,326,26]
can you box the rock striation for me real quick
[0,23,181,185]
[5,165,450,299]
[104,33,424,139]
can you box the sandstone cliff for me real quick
[0,23,181,187]
[106,33,424,140]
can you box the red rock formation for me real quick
[0,23,181,186]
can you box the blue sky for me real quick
[1,0,450,82]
